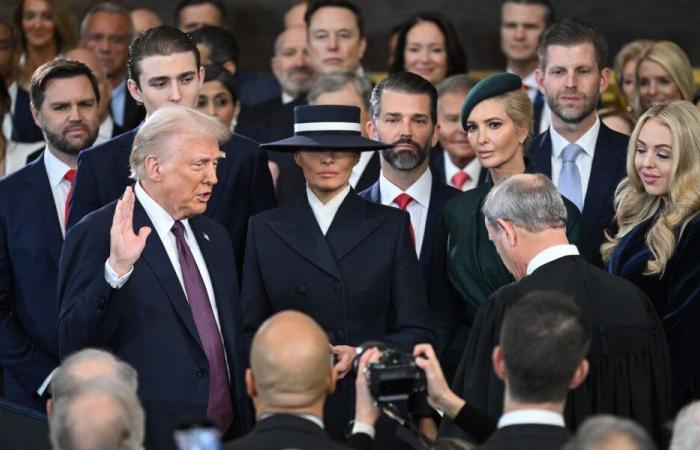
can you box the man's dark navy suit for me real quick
[358,175,459,291]
[58,199,253,450]
[10,86,43,143]
[530,122,628,265]
[67,128,276,271]
[0,157,61,411]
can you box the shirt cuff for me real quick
[37,368,58,396]
[351,421,375,439]
[104,260,133,289]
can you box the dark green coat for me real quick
[430,181,586,382]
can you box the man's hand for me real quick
[354,347,382,426]
[331,345,357,379]
[413,344,465,419]
[107,187,151,277]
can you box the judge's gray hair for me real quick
[563,415,655,450]
[129,105,230,180]
[671,401,700,450]
[482,173,567,233]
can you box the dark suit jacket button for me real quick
[334,282,342,291]
[296,284,307,295]
[197,368,208,377]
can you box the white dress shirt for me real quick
[349,151,375,188]
[444,155,480,191]
[104,182,224,334]
[379,169,432,257]
[549,117,600,205]
[3,140,45,177]
[517,70,551,135]
[94,115,116,146]
[43,147,73,235]
[497,409,566,429]
[526,244,580,276]
[306,184,351,235]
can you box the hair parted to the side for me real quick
[500,291,591,404]
[436,74,476,99]
[371,71,438,123]
[128,25,200,87]
[537,19,608,72]
[305,0,364,37]
[30,57,100,110]
[129,105,230,180]
[613,39,655,93]
[308,70,372,110]
[632,41,694,117]
[601,101,700,276]
[563,415,656,450]
[483,173,567,233]
[80,2,134,41]
[501,0,556,27]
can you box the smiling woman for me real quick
[13,0,77,88]
[604,100,700,413]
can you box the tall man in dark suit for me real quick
[58,105,253,450]
[81,3,145,132]
[532,20,628,265]
[0,58,100,411]
[68,25,275,272]
[360,71,459,292]
[443,174,670,442]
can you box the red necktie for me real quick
[451,171,471,190]
[172,221,234,433]
[64,169,77,227]
[394,193,415,244]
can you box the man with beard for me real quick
[0,58,100,412]
[360,71,459,292]
[532,21,628,266]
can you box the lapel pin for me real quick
[203,232,210,241]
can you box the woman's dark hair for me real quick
[389,11,467,79]
[203,64,238,103]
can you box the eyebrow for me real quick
[637,139,672,149]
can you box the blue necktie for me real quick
[559,144,583,211]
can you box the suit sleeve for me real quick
[0,213,57,393]
[240,217,273,351]
[384,213,435,350]
[67,151,101,229]
[57,216,129,358]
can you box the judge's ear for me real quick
[496,218,518,248]
[568,359,589,390]
[492,346,507,381]
[245,368,257,399]
[327,366,338,396]
[46,398,53,418]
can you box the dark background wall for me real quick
[3,0,700,74]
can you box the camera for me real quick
[357,343,426,404]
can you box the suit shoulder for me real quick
[67,200,117,236]
[442,184,489,217]
[0,160,37,192]
[600,122,630,147]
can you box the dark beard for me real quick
[43,125,99,157]
[380,137,430,171]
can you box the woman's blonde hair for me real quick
[613,39,654,108]
[601,101,700,275]
[497,88,533,150]
[633,41,694,117]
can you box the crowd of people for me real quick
[0,0,699,449]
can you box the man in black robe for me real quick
[440,174,671,443]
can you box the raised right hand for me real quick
[108,186,151,277]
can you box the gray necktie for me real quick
[558,143,583,211]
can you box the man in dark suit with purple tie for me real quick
[58,106,252,450]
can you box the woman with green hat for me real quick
[430,72,586,382]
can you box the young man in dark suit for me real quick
[442,174,670,443]
[532,20,628,266]
[0,58,100,412]
[360,71,459,292]
[67,25,275,273]
[58,106,252,450]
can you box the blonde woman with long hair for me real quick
[603,100,700,412]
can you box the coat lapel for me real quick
[132,200,201,346]
[531,130,553,176]
[24,159,63,267]
[326,191,383,261]
[420,177,442,258]
[268,196,343,281]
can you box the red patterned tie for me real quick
[171,221,234,433]
[64,169,77,227]
[394,193,415,244]
[451,171,471,190]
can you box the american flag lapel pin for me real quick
[203,232,210,241]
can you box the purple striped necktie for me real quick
[171,221,233,433]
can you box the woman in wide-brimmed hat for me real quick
[239,104,434,439]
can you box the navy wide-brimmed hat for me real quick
[260,105,393,152]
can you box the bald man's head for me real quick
[65,47,111,121]
[248,311,335,413]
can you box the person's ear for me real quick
[358,36,367,60]
[327,366,338,395]
[46,398,53,418]
[127,79,143,105]
[496,218,518,247]
[30,103,41,128]
[535,66,545,92]
[599,67,611,95]
[569,359,589,390]
[245,368,257,399]
[366,120,378,140]
[492,346,507,381]
[144,155,163,181]
[197,66,206,90]
[431,123,441,147]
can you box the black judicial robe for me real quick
[609,214,700,413]
[441,255,671,443]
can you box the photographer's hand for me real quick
[413,344,465,419]
[354,347,382,427]
[331,345,356,379]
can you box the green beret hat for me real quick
[460,72,523,130]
